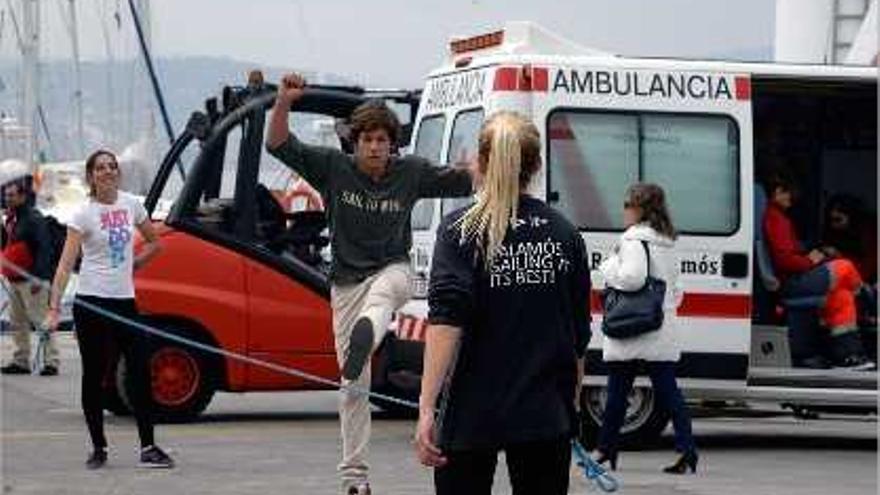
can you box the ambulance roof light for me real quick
[450,30,504,55]
[447,21,614,63]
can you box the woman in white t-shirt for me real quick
[45,150,174,469]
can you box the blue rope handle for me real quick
[571,439,619,493]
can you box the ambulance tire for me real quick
[579,385,671,449]
[369,334,422,419]
[115,326,219,423]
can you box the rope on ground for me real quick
[0,257,421,410]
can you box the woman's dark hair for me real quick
[822,193,868,258]
[824,193,866,232]
[626,182,677,240]
[762,167,797,197]
[84,149,117,197]
[826,194,864,221]
[0,177,35,208]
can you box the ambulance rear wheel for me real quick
[579,385,670,449]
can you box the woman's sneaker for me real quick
[0,363,30,374]
[85,448,107,469]
[836,355,877,371]
[139,445,175,468]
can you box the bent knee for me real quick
[829,259,863,290]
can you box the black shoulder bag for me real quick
[601,240,666,339]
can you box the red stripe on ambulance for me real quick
[590,290,750,319]
[397,291,751,343]
[734,76,751,100]
[493,66,549,92]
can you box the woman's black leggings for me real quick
[73,296,154,450]
[434,438,571,495]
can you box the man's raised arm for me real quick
[267,73,305,149]
[266,73,340,192]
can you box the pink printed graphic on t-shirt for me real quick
[100,209,132,268]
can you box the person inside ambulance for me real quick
[762,170,875,370]
[821,194,877,286]
[820,194,877,358]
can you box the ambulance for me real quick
[130,22,874,445]
[398,22,877,445]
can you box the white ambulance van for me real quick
[395,22,877,445]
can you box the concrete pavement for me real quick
[2,333,877,495]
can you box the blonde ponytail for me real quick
[456,111,541,267]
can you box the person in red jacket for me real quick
[1,177,59,375]
[762,171,873,369]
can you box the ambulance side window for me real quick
[443,108,483,215]
[548,110,739,235]
[411,115,446,230]
[641,114,739,234]
[548,112,639,231]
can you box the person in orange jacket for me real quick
[762,171,873,369]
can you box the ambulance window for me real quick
[413,114,446,162]
[641,115,738,234]
[411,115,446,230]
[443,108,483,215]
[548,110,739,235]
[548,112,639,230]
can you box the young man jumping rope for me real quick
[267,73,473,495]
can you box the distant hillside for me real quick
[0,48,772,162]
[0,56,355,161]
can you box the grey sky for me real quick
[32,0,774,87]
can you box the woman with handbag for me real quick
[592,182,697,474]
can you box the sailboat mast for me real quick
[67,0,85,158]
[127,0,175,147]
[20,0,39,169]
